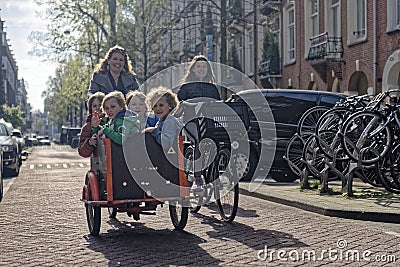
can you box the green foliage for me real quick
[0,104,26,129]
[43,55,90,127]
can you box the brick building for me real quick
[156,0,400,96]
[262,0,400,95]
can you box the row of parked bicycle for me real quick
[285,89,400,195]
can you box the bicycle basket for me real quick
[199,101,250,140]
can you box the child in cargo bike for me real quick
[92,91,140,145]
[142,87,183,150]
[78,92,106,157]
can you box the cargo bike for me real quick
[81,132,190,236]
[81,95,250,235]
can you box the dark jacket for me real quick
[177,82,221,101]
[88,71,139,97]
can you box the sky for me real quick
[0,0,57,112]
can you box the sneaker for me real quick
[191,177,203,192]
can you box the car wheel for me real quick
[270,170,298,182]
[8,156,20,177]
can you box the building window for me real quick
[331,0,340,36]
[347,0,366,44]
[284,3,295,64]
[356,0,366,37]
[387,0,400,31]
[270,16,281,47]
[310,0,319,37]
[324,0,341,39]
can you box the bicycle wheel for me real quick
[379,143,400,189]
[214,147,238,223]
[297,106,330,138]
[85,178,101,236]
[315,107,352,158]
[285,134,306,177]
[354,163,382,187]
[303,135,343,181]
[169,200,189,231]
[184,146,202,213]
[302,135,324,179]
[342,111,391,165]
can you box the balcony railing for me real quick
[307,32,343,61]
[258,0,282,4]
[258,59,281,77]
[259,0,282,16]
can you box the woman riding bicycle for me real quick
[177,55,221,191]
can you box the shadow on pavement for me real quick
[191,209,307,251]
[83,217,221,266]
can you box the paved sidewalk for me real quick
[239,178,400,223]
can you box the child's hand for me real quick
[141,127,156,133]
[88,134,97,147]
[91,113,101,128]
[98,128,104,137]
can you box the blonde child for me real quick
[142,87,182,151]
[126,91,158,130]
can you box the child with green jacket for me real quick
[92,91,140,145]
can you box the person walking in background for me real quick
[78,92,106,158]
[92,91,140,145]
[126,91,158,131]
[88,45,139,98]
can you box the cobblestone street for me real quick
[0,146,399,266]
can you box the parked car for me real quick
[60,126,81,146]
[70,134,80,149]
[24,134,39,147]
[0,146,3,202]
[12,129,25,152]
[37,135,51,146]
[230,89,346,182]
[0,119,21,176]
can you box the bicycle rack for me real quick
[283,154,310,187]
[310,133,347,194]
[338,132,383,196]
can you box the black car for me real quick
[231,89,346,182]
[0,120,21,176]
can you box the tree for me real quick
[42,55,90,127]
[0,104,26,129]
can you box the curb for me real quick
[239,187,400,224]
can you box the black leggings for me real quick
[184,121,202,178]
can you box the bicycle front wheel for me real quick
[214,147,239,223]
[297,106,330,138]
[341,111,391,165]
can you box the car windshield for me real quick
[0,124,8,136]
